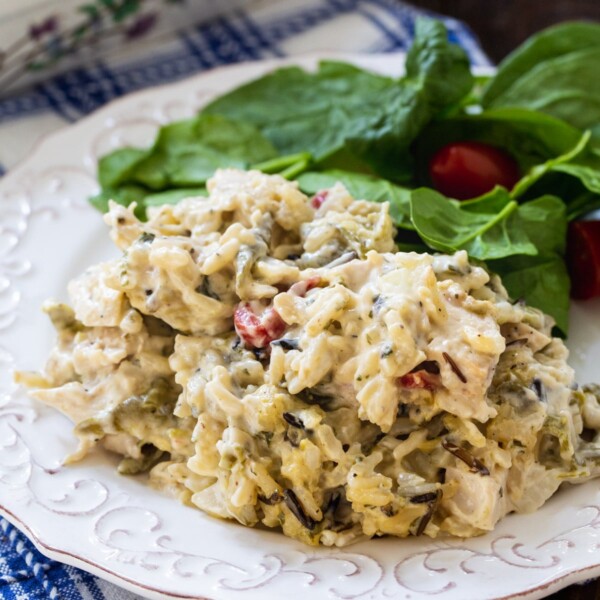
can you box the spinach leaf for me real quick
[204,18,473,182]
[144,188,207,207]
[98,147,148,188]
[555,162,600,195]
[409,187,538,260]
[297,170,413,229]
[511,130,590,197]
[483,22,600,105]
[90,113,277,215]
[513,131,600,218]
[205,61,398,162]
[482,22,600,132]
[129,114,277,189]
[488,196,569,332]
[553,144,600,195]
[494,255,570,334]
[409,188,569,329]
[89,184,149,218]
[404,17,475,111]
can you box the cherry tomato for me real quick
[234,301,286,348]
[566,220,600,300]
[429,141,521,200]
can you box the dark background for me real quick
[412,0,600,62]
[408,4,600,599]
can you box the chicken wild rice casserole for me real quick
[17,169,600,546]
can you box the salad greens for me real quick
[488,196,570,333]
[410,187,537,261]
[204,19,473,182]
[482,22,600,134]
[128,114,277,190]
[89,18,600,333]
[90,114,277,214]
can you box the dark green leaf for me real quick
[513,131,600,219]
[409,187,538,260]
[131,149,243,190]
[487,49,600,131]
[89,114,278,214]
[553,145,600,195]
[144,187,207,207]
[511,195,567,255]
[204,61,397,161]
[130,114,277,189]
[204,19,473,181]
[404,17,474,112]
[98,147,148,188]
[488,195,569,333]
[483,22,600,104]
[482,22,600,131]
[89,184,148,219]
[491,255,570,335]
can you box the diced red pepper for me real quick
[311,190,329,209]
[567,220,600,300]
[234,302,286,348]
[398,370,439,392]
[289,276,321,297]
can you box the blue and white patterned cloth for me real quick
[0,1,487,598]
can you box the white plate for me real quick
[1,53,600,600]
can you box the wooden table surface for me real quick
[408,2,600,598]
[410,0,600,62]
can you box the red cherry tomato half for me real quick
[429,141,521,200]
[566,220,600,300]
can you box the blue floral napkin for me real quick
[0,1,487,598]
